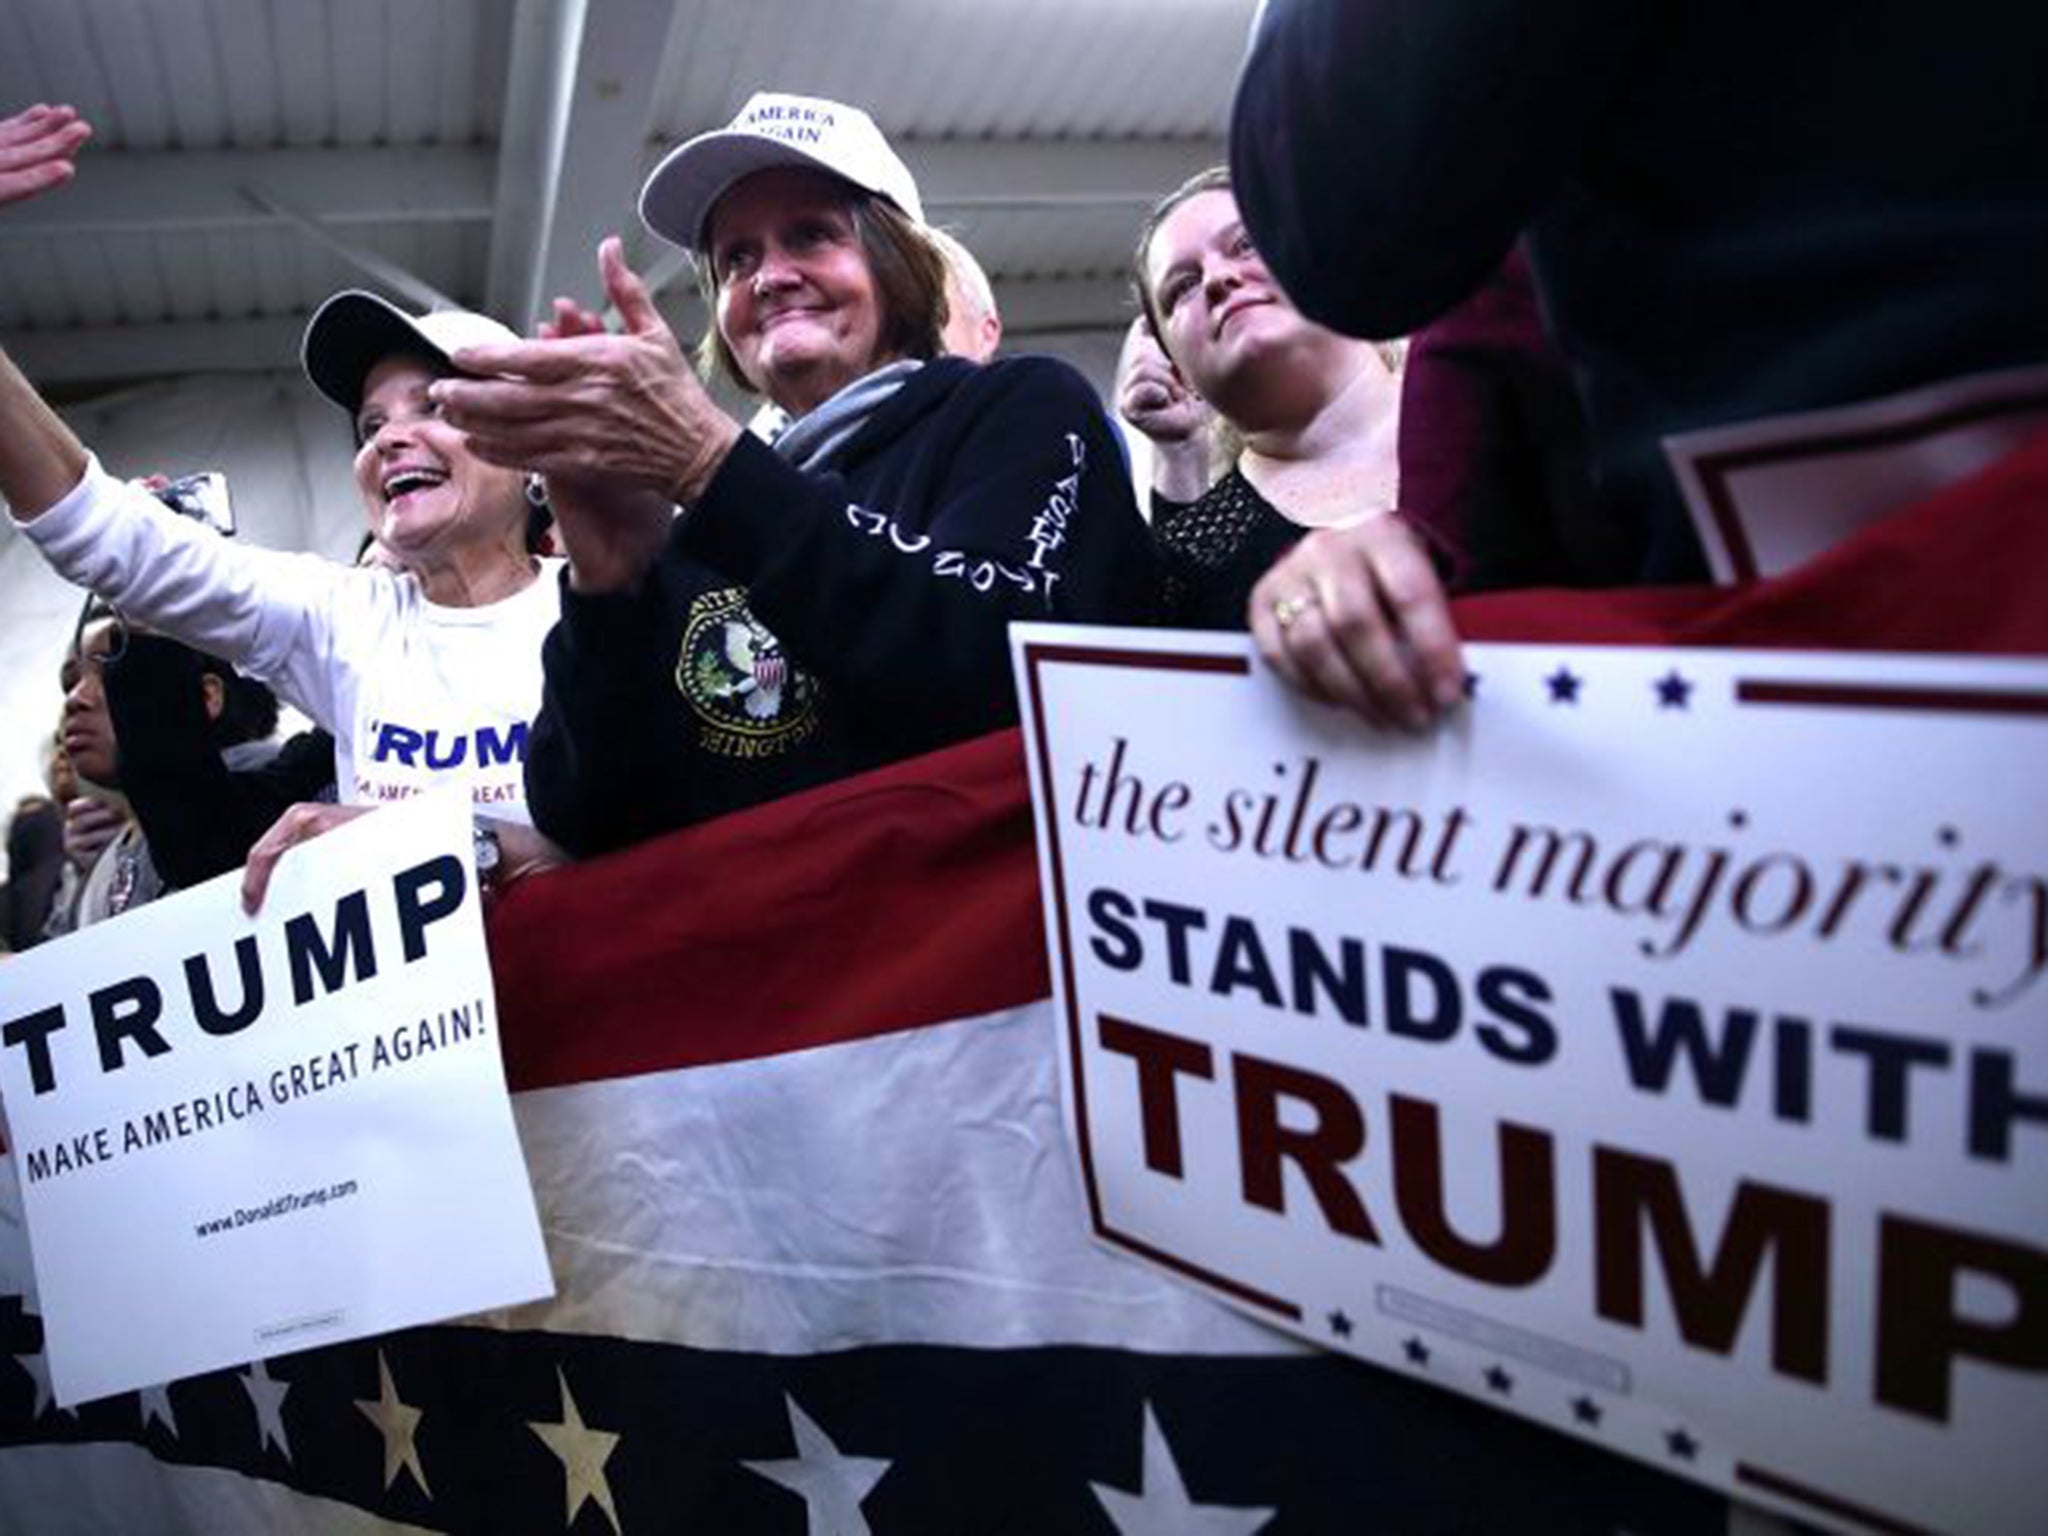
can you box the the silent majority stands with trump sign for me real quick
[0,436,2043,1532]
[1013,627,2044,1536]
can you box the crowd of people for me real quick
[2,0,2043,952]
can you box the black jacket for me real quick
[1230,0,2048,580]
[527,355,1158,856]
[104,635,337,888]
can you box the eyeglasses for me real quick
[62,602,130,690]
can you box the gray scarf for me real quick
[770,360,923,473]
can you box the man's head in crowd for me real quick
[202,648,282,747]
[929,226,1002,362]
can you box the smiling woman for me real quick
[1125,168,1463,733]
[431,91,1161,855]
[694,164,944,417]
[0,284,568,910]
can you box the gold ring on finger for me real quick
[1272,590,1317,630]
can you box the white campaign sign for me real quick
[1013,624,2048,1536]
[0,789,552,1406]
[1664,361,2048,584]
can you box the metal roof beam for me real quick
[482,0,686,328]
[989,274,1143,334]
[0,147,494,237]
[239,189,460,313]
[523,1,686,324]
[6,317,306,387]
[483,0,590,328]
[7,277,1141,392]
[910,137,1225,211]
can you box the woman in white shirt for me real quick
[0,292,564,907]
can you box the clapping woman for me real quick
[433,92,1158,854]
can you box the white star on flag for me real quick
[137,1382,179,1438]
[354,1350,430,1497]
[527,1367,621,1533]
[239,1359,293,1461]
[1091,1402,1275,1536]
[742,1393,891,1536]
[10,1350,72,1422]
[10,1299,73,1423]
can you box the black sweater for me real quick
[527,355,1158,856]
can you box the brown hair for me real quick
[693,184,949,396]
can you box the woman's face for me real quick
[351,356,525,563]
[58,619,122,789]
[1144,188,1304,406]
[709,168,886,415]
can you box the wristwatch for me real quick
[472,819,503,888]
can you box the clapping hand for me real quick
[434,236,739,506]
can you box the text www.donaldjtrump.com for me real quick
[193,1179,361,1240]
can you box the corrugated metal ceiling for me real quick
[4,0,513,150]
[0,0,1255,390]
[652,0,1247,140]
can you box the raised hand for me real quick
[62,794,125,873]
[1113,317,1218,503]
[0,104,91,209]
[537,295,609,341]
[433,236,739,506]
[1115,317,1213,446]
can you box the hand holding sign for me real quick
[1247,516,1465,732]
[1013,623,2048,1536]
[0,789,550,1406]
[240,802,370,913]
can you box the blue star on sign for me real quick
[1545,667,1582,704]
[1654,670,1694,709]
[1327,1311,1353,1339]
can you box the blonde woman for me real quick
[1128,167,1461,731]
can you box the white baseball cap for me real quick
[639,91,925,256]
[301,290,521,415]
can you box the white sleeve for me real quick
[14,454,350,728]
